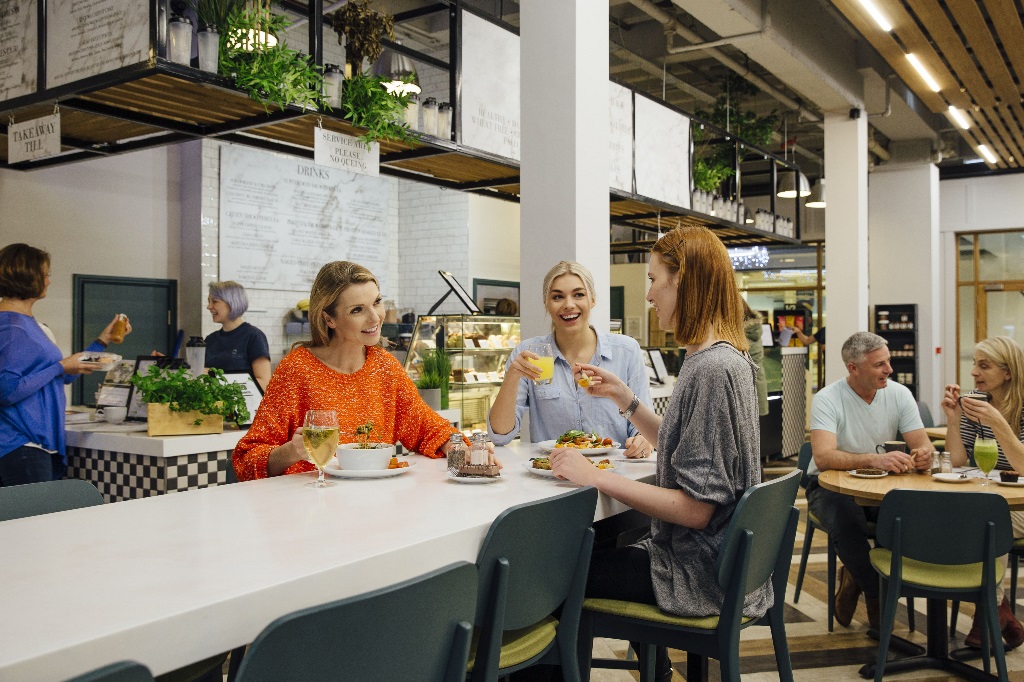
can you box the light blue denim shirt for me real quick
[487,330,652,446]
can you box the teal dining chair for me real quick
[792,442,838,631]
[233,562,477,682]
[0,478,103,521]
[64,661,155,682]
[870,489,1013,681]
[468,486,599,682]
[578,470,801,682]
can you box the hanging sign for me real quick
[7,112,60,163]
[313,127,379,176]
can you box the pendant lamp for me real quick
[806,178,826,208]
[777,171,811,198]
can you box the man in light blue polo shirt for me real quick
[807,332,933,629]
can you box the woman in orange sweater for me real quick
[234,261,468,481]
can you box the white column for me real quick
[823,111,869,384]
[869,162,940,414]
[519,1,609,338]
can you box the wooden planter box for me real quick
[147,403,223,436]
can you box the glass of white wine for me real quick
[303,410,339,488]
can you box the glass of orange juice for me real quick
[526,343,554,385]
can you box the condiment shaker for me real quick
[470,432,489,466]
[447,433,465,475]
[940,451,953,474]
[930,451,942,475]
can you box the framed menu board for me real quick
[0,0,37,102]
[46,0,149,88]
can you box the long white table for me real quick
[0,443,656,681]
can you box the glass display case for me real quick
[404,315,521,431]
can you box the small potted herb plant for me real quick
[131,366,250,436]
[415,347,451,410]
[336,421,395,469]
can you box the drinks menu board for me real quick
[0,0,37,102]
[608,81,633,193]
[46,0,148,89]
[460,10,520,161]
[218,145,391,295]
[634,94,690,209]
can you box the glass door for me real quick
[980,284,1024,345]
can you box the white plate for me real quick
[605,455,656,463]
[523,461,561,478]
[536,440,621,455]
[323,460,414,479]
[446,472,502,484]
[80,352,122,371]
[849,470,888,479]
[997,479,1024,487]
[931,472,972,483]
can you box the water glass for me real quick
[525,343,554,386]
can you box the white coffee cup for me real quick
[95,406,127,424]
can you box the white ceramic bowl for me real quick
[335,443,396,470]
[81,352,123,372]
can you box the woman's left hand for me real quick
[623,434,652,459]
[960,397,1004,427]
[550,447,601,486]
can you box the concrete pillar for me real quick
[519,1,609,338]
[823,111,869,384]
[869,161,940,415]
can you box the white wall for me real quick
[610,262,648,344]
[467,194,520,299]
[0,146,182,352]
[868,162,940,415]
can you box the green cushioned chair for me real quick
[0,478,103,521]
[469,486,598,682]
[65,661,155,682]
[233,562,477,682]
[578,470,801,682]
[869,489,1013,681]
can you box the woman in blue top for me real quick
[0,243,132,485]
[487,260,652,458]
[205,281,271,390]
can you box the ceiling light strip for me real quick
[857,0,892,31]
[947,106,971,130]
[905,53,941,92]
[977,145,999,164]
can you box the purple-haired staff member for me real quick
[205,281,271,390]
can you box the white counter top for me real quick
[0,443,656,681]
[65,424,247,458]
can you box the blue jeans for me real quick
[0,446,64,486]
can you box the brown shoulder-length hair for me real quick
[0,243,50,299]
[301,261,379,348]
[650,226,748,352]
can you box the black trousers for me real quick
[806,477,880,597]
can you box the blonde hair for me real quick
[650,226,747,352]
[975,336,1024,434]
[542,261,596,304]
[303,261,378,348]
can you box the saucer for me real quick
[446,472,502,484]
[323,460,414,479]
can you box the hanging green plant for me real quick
[340,72,414,145]
[220,2,326,114]
[692,75,779,193]
[328,0,395,76]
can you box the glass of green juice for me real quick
[974,437,999,486]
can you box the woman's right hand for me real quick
[574,363,633,411]
[941,383,961,419]
[504,349,544,383]
[288,428,308,465]
[60,352,100,375]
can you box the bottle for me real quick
[168,15,193,66]
[421,98,438,137]
[404,92,420,131]
[109,314,128,344]
[436,102,452,139]
[446,433,465,475]
[470,432,489,466]
[322,64,342,108]
[185,336,206,378]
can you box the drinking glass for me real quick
[525,343,554,386]
[303,410,339,488]
[974,436,999,486]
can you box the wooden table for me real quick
[0,443,656,681]
[817,468,1019,680]
[924,426,948,442]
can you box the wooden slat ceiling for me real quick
[830,0,1024,169]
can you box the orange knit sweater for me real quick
[233,346,456,481]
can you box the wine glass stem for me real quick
[318,468,325,486]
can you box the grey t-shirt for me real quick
[638,342,771,618]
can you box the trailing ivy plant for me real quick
[692,75,779,193]
[131,366,250,427]
[340,72,414,145]
[220,3,326,113]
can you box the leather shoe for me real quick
[1000,597,1024,649]
[835,565,862,627]
[866,595,880,630]
[965,613,983,649]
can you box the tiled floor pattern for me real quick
[588,460,1024,680]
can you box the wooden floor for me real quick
[590,458,1024,681]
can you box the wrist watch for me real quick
[619,393,641,419]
